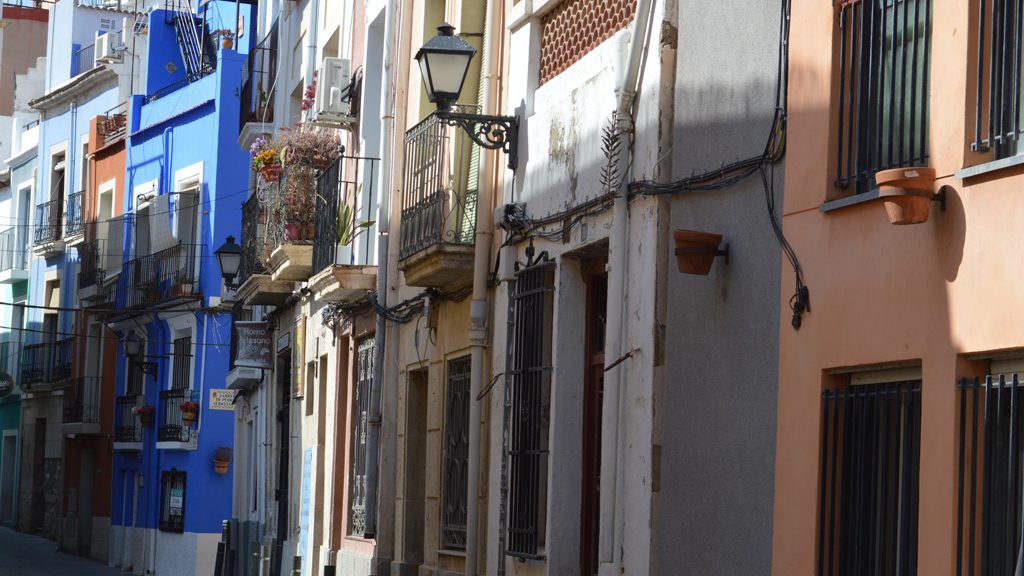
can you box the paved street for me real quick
[0,527,124,576]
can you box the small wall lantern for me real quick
[215,235,243,289]
[673,229,729,275]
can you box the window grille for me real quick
[956,374,1024,575]
[158,337,193,442]
[972,1,1024,159]
[442,355,472,550]
[171,336,192,390]
[506,256,554,558]
[818,380,921,576]
[350,335,374,537]
[159,469,186,533]
[834,0,931,194]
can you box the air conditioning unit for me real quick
[95,30,123,64]
[315,57,357,126]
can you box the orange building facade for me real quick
[774,1,1024,575]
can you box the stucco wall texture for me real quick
[652,0,783,575]
[0,6,48,117]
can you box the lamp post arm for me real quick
[435,110,519,171]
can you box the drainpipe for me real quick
[363,0,396,558]
[466,0,499,573]
[600,0,655,569]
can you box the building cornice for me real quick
[29,66,118,113]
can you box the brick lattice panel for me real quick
[539,0,638,85]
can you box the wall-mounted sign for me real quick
[234,321,273,369]
[209,389,238,411]
[0,372,13,398]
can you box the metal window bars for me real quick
[74,43,97,77]
[78,239,106,291]
[442,356,472,550]
[98,102,129,145]
[955,375,1024,576]
[238,194,267,286]
[503,255,555,559]
[817,380,921,576]
[33,199,62,245]
[399,106,480,261]
[159,469,186,533]
[350,336,375,538]
[972,0,1024,158]
[114,394,143,442]
[239,19,278,131]
[116,243,202,309]
[20,338,73,391]
[312,155,380,275]
[834,0,931,194]
[0,227,27,273]
[158,338,193,442]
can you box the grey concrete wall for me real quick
[651,0,784,575]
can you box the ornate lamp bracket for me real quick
[434,110,520,171]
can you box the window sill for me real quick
[955,153,1024,180]
[438,549,467,558]
[819,189,880,213]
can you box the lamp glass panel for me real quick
[423,51,472,101]
[218,251,241,278]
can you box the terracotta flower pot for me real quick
[259,163,282,183]
[221,37,233,50]
[875,167,937,225]
[139,413,154,426]
[673,229,727,275]
[181,410,197,428]
[284,224,303,242]
[214,459,229,474]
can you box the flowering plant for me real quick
[179,401,200,412]
[279,124,342,169]
[300,71,318,112]
[134,405,155,416]
[250,137,280,171]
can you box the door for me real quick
[581,259,607,576]
[1,433,16,524]
[30,418,46,532]
[401,369,428,573]
[271,350,291,576]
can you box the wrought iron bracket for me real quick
[434,110,520,171]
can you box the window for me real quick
[506,257,554,558]
[538,0,638,85]
[817,378,921,576]
[972,1,1024,159]
[442,355,471,550]
[834,0,931,194]
[956,372,1024,574]
[159,469,186,532]
[158,335,193,442]
[349,335,374,537]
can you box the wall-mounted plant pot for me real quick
[259,164,282,183]
[181,410,197,428]
[673,229,729,275]
[214,459,229,474]
[139,413,154,427]
[875,167,937,225]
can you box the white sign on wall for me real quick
[209,388,238,411]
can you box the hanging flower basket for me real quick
[672,229,729,275]
[875,167,937,225]
[214,447,232,475]
[135,404,155,426]
[180,401,199,428]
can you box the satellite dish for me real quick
[0,372,13,398]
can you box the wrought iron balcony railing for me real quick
[116,243,202,309]
[158,388,193,442]
[33,199,63,245]
[98,102,128,146]
[400,107,480,261]
[78,239,105,290]
[63,376,102,425]
[239,20,278,131]
[313,156,380,275]
[0,227,27,274]
[238,194,267,287]
[114,394,143,443]
[20,338,73,391]
[74,43,97,77]
[66,191,84,237]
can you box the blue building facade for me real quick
[106,3,254,573]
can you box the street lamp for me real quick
[415,23,519,170]
[123,331,158,377]
[215,235,243,289]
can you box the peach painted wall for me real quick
[772,1,1024,575]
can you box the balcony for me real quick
[308,156,379,303]
[77,239,106,301]
[96,102,128,149]
[65,191,85,243]
[33,199,64,256]
[158,388,194,446]
[0,228,29,284]
[20,339,73,394]
[115,243,202,312]
[63,376,101,435]
[113,394,143,450]
[73,43,97,78]
[235,194,291,306]
[262,168,315,283]
[238,21,278,147]
[398,109,479,290]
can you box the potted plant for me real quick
[253,85,273,122]
[216,29,234,50]
[281,165,317,242]
[179,400,200,428]
[135,404,156,427]
[875,167,938,225]
[214,447,232,475]
[141,282,162,303]
[172,274,195,296]
[251,137,282,183]
[672,229,729,275]
[279,123,342,170]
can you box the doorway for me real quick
[581,259,607,576]
[30,418,46,532]
[271,350,291,576]
[1,433,16,524]
[400,368,428,574]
